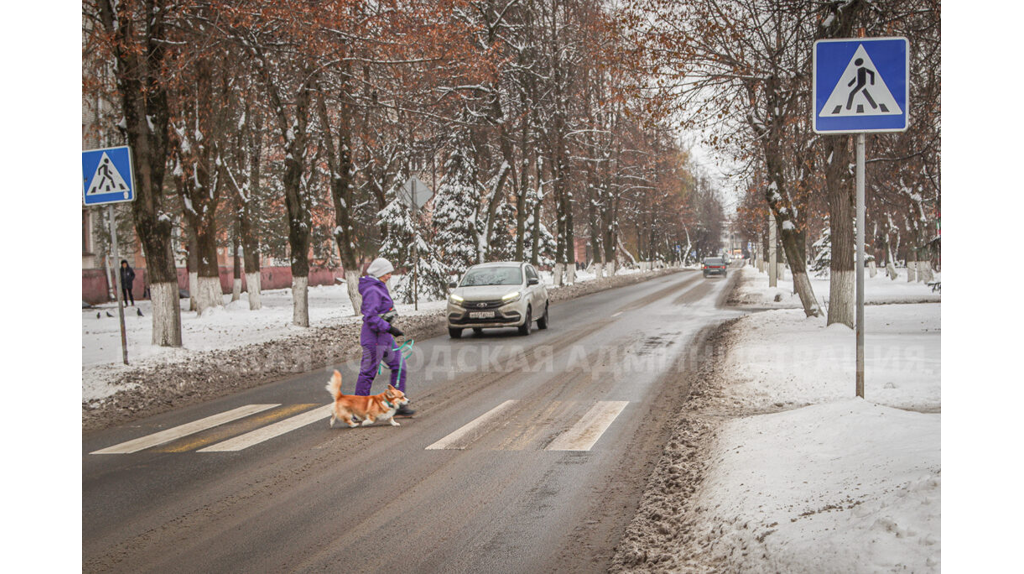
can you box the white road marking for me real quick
[546,401,629,451]
[198,404,334,452]
[90,404,279,454]
[612,311,622,317]
[426,400,518,450]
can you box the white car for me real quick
[447,262,550,338]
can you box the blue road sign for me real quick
[83,145,135,205]
[813,37,909,134]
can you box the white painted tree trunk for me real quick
[150,282,182,347]
[886,262,899,281]
[245,272,262,310]
[552,263,564,287]
[232,278,242,302]
[188,271,199,311]
[868,260,877,278]
[345,269,362,316]
[920,260,933,283]
[292,276,309,327]
[195,276,224,316]
[565,264,576,285]
[907,261,917,282]
[593,262,603,279]
[607,260,616,277]
[828,269,855,328]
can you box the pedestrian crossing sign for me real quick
[813,37,909,134]
[83,145,135,205]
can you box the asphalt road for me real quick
[83,268,743,573]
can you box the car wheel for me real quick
[518,306,532,336]
[473,327,484,336]
[537,303,549,330]
[449,327,463,339]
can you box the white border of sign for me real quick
[82,145,135,206]
[812,37,910,134]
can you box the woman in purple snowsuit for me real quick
[355,258,415,416]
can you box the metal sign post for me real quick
[84,145,136,365]
[109,206,129,365]
[814,37,909,398]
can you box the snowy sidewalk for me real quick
[614,300,940,572]
[730,264,941,308]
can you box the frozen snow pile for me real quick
[723,304,940,412]
[697,399,939,573]
[731,265,940,308]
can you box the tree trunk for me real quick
[98,0,181,347]
[316,72,362,316]
[292,276,309,327]
[824,136,855,328]
[245,272,262,310]
[232,231,242,302]
[764,173,818,317]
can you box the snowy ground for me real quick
[615,295,940,571]
[730,263,941,308]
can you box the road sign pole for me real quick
[855,134,866,398]
[109,205,129,366]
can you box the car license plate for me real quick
[469,311,495,319]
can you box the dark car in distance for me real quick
[702,257,728,278]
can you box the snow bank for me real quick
[723,304,940,412]
[691,303,941,572]
[615,302,940,572]
[731,265,940,308]
[700,399,940,573]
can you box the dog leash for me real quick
[377,338,415,383]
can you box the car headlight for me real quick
[501,291,521,304]
[449,294,464,306]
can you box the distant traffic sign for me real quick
[83,146,135,205]
[813,37,909,133]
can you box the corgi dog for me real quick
[325,370,409,428]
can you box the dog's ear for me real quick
[387,384,396,391]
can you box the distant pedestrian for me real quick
[119,260,136,306]
[355,257,415,416]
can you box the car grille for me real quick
[462,299,506,310]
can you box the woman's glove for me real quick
[387,326,405,337]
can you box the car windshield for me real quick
[705,258,724,265]
[461,267,523,287]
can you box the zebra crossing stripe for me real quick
[426,400,518,450]
[197,404,334,452]
[90,404,279,454]
[546,401,629,451]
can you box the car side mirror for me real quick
[448,281,458,289]
[528,277,539,286]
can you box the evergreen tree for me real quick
[488,201,517,261]
[432,130,481,275]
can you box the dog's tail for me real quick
[325,370,343,400]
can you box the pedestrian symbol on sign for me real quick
[86,152,131,198]
[819,44,902,118]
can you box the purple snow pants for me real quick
[355,337,407,396]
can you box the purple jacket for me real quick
[359,276,395,346]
